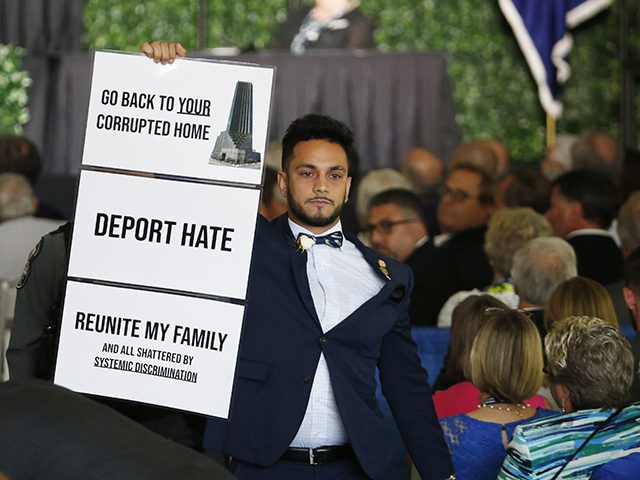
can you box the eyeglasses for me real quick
[443,186,478,203]
[364,218,418,235]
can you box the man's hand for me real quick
[140,41,186,64]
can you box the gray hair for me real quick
[0,172,35,221]
[511,237,577,306]
[545,315,633,409]
[618,192,640,252]
[355,167,412,228]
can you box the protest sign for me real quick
[54,51,274,418]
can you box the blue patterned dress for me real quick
[440,408,556,480]
[499,404,640,479]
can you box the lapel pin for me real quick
[377,259,391,280]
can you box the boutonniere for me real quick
[297,234,315,253]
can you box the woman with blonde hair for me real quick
[544,276,619,330]
[439,308,555,479]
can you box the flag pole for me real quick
[546,114,556,148]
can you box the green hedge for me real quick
[0,44,32,134]
[78,1,633,161]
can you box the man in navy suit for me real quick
[143,43,454,480]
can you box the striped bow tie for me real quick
[297,231,344,249]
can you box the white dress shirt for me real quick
[288,219,384,447]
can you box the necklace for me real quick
[478,396,528,416]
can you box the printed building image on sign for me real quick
[209,81,261,168]
[54,51,275,418]
[81,51,274,185]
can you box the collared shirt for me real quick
[566,228,614,240]
[288,218,384,447]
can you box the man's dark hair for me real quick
[449,162,496,206]
[504,167,551,214]
[624,247,640,293]
[552,168,618,229]
[368,188,423,219]
[281,114,357,173]
[0,135,41,186]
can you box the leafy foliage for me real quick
[79,1,630,161]
[0,44,31,134]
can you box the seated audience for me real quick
[0,172,64,282]
[609,191,640,329]
[545,276,619,330]
[499,316,639,479]
[510,237,577,339]
[545,168,623,286]
[571,130,621,181]
[365,189,436,325]
[0,379,234,479]
[416,163,495,326]
[494,166,551,214]
[269,0,375,53]
[440,308,555,480]
[433,294,508,395]
[540,134,577,181]
[450,141,499,178]
[258,166,287,220]
[432,295,550,412]
[438,207,553,327]
[0,135,68,219]
[355,167,411,230]
[623,248,640,401]
[399,146,443,236]
[487,139,510,177]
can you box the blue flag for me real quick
[498,0,612,118]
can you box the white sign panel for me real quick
[55,281,244,417]
[68,170,259,300]
[55,51,274,418]
[82,51,275,186]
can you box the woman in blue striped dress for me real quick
[499,316,640,479]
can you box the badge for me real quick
[16,239,42,289]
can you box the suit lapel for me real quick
[344,229,400,298]
[273,215,321,325]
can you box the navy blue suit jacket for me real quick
[205,214,452,480]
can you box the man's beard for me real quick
[287,192,343,228]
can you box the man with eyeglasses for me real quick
[412,163,495,326]
[366,189,438,326]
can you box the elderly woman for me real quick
[439,308,555,479]
[499,316,640,479]
[437,207,553,327]
[269,0,375,53]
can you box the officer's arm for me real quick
[7,231,67,379]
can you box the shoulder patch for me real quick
[16,239,43,289]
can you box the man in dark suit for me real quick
[139,43,454,480]
[623,248,640,402]
[545,168,623,286]
[0,379,234,480]
[201,113,454,479]
[411,163,495,326]
[365,188,437,326]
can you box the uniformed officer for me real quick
[6,222,206,449]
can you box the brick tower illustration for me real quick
[210,81,261,166]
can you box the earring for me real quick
[560,397,566,413]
